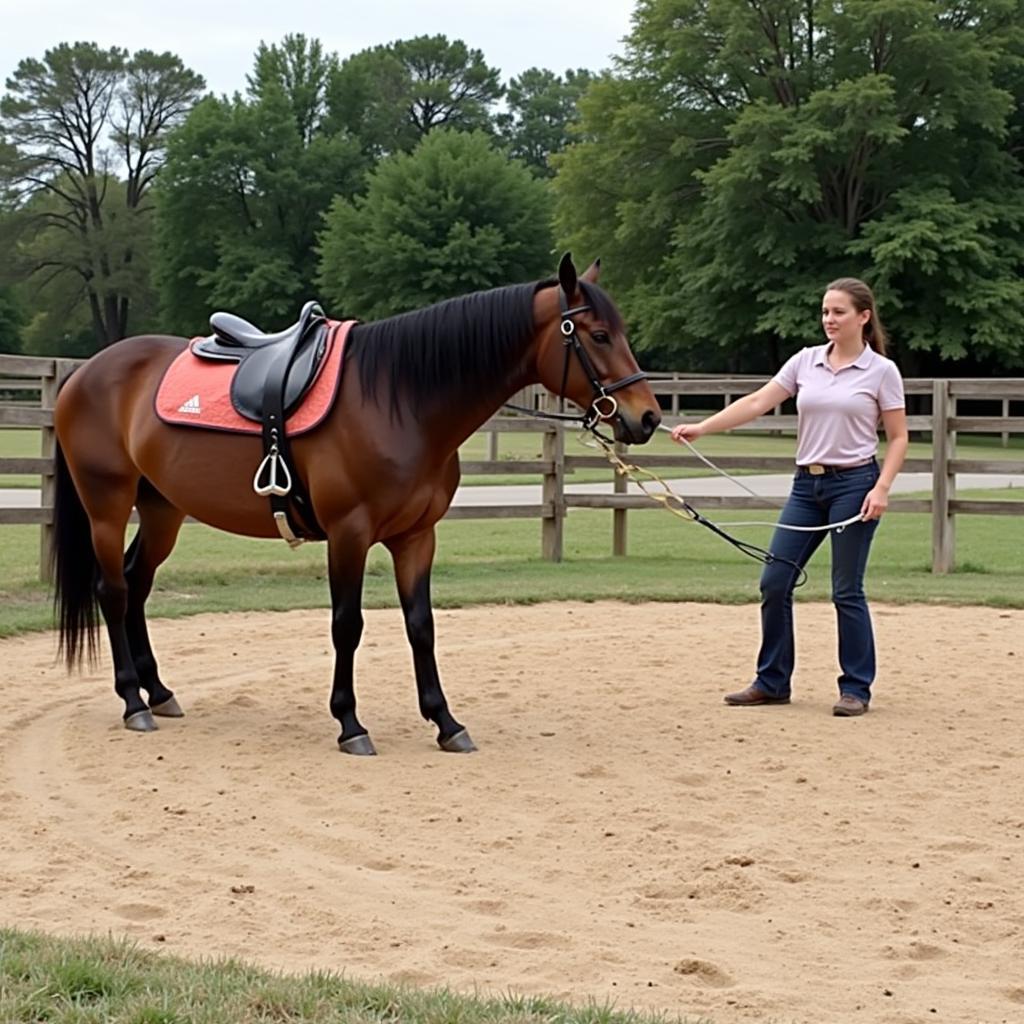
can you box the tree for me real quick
[0,43,204,350]
[154,35,368,333]
[316,130,553,319]
[496,68,595,176]
[0,285,24,353]
[0,206,25,352]
[328,35,503,158]
[555,0,1024,373]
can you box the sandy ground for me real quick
[1,601,1023,1024]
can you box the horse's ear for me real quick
[558,251,578,298]
[581,258,601,284]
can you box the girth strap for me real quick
[254,341,327,545]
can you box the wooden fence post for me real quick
[612,441,627,556]
[541,423,565,562]
[931,379,955,573]
[39,359,74,582]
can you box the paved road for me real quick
[454,471,1023,506]
[4,471,1022,510]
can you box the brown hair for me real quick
[825,277,888,355]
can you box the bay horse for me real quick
[51,254,660,754]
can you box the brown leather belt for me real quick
[801,459,875,476]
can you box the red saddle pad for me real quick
[155,319,354,435]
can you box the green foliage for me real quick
[0,43,204,350]
[154,35,367,333]
[10,179,165,355]
[496,68,595,176]
[328,35,503,159]
[555,0,1024,373]
[316,130,554,319]
[0,284,25,352]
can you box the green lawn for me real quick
[2,420,1022,640]
[3,499,1023,639]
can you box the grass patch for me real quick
[0,929,711,1024]
[2,500,1024,641]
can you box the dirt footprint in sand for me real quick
[113,903,166,922]
[673,958,734,988]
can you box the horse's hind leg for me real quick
[124,481,187,718]
[326,524,377,755]
[73,467,157,730]
[387,528,475,753]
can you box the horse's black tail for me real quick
[52,442,99,669]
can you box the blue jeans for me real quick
[755,462,881,704]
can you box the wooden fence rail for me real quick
[1,354,1022,577]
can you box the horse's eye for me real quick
[590,330,611,345]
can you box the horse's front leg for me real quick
[327,526,376,755]
[386,527,476,753]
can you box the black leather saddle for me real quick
[194,300,329,422]
[193,300,331,544]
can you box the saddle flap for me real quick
[230,321,330,421]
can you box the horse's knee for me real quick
[403,608,435,653]
[331,608,364,652]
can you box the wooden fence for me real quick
[2,354,1022,577]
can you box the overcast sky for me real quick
[1,0,637,96]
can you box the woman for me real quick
[671,278,908,716]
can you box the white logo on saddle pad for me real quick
[177,394,202,414]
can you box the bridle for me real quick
[507,288,822,582]
[555,288,647,429]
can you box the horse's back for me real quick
[58,335,186,417]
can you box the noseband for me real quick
[558,288,647,428]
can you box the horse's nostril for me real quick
[642,409,660,438]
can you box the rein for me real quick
[583,426,808,583]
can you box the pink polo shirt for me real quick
[772,344,905,467]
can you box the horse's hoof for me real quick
[124,710,158,732]
[338,734,377,756]
[150,696,184,718]
[438,728,477,753]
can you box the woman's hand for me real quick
[861,484,890,520]
[670,422,705,444]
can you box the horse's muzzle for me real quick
[614,406,661,445]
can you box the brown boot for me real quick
[832,694,869,717]
[723,684,790,706]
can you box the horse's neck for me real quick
[425,368,536,454]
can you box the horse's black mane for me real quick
[345,278,624,417]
